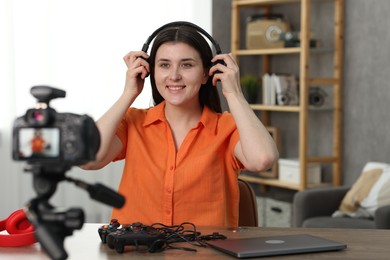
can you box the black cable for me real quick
[147,222,226,252]
[100,221,226,253]
[150,222,203,251]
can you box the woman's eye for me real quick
[181,63,193,68]
[159,63,169,68]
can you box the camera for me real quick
[12,86,124,260]
[12,86,100,167]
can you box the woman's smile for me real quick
[166,85,185,91]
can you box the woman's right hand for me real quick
[123,51,150,97]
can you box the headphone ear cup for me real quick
[6,210,34,234]
[212,59,226,78]
[140,55,150,78]
[0,209,36,247]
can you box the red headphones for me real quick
[0,209,36,247]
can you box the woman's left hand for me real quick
[209,53,243,97]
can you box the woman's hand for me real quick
[123,51,150,97]
[209,53,243,98]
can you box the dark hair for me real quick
[148,25,222,113]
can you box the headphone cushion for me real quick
[0,209,36,247]
[6,210,34,234]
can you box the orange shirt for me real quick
[111,102,243,226]
[31,137,45,153]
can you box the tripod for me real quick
[25,164,124,260]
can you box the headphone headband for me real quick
[141,21,221,55]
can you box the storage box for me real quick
[264,198,292,227]
[278,159,321,185]
[256,196,293,227]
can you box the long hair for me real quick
[148,25,222,113]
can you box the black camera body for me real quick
[12,86,100,167]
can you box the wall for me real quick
[0,0,211,221]
[212,0,390,186]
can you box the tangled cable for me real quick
[148,222,226,253]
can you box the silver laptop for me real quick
[205,234,347,258]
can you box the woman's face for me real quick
[154,41,208,108]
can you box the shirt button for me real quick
[170,166,174,171]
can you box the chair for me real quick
[293,187,390,229]
[238,178,259,227]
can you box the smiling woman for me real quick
[81,21,278,227]
[0,0,211,222]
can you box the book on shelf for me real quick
[262,73,298,106]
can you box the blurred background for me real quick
[0,0,211,222]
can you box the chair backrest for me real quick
[238,178,259,227]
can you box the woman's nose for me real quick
[169,66,182,80]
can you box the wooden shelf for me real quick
[239,174,332,191]
[235,48,335,56]
[234,0,300,7]
[239,174,301,190]
[236,48,301,55]
[232,0,344,191]
[249,104,300,112]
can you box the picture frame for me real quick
[257,126,281,178]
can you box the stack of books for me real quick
[262,74,299,106]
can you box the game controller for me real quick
[105,222,165,253]
[98,219,121,244]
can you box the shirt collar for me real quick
[199,105,218,135]
[143,102,167,126]
[143,101,218,135]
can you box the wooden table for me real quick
[1,224,390,259]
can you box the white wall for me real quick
[0,0,212,222]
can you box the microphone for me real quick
[87,183,125,209]
[65,177,125,209]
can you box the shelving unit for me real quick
[232,0,344,190]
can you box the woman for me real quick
[82,24,278,227]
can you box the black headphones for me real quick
[141,21,224,78]
[141,21,222,56]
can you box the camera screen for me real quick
[18,128,60,159]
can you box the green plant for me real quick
[240,74,259,103]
